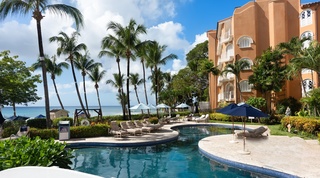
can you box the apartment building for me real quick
[207,0,320,109]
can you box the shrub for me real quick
[246,97,266,111]
[276,97,302,115]
[210,113,231,121]
[281,116,320,135]
[29,128,58,139]
[0,136,74,170]
[149,117,159,124]
[27,118,47,129]
[70,124,110,138]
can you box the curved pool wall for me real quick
[67,123,295,177]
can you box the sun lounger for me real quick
[170,114,180,122]
[110,121,128,138]
[120,121,142,136]
[134,120,153,133]
[10,125,30,139]
[235,126,269,138]
[196,114,209,123]
[143,120,163,130]
[126,121,146,133]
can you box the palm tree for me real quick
[99,39,126,119]
[49,31,89,119]
[106,19,147,120]
[106,73,126,119]
[129,73,144,104]
[146,41,178,105]
[74,51,102,111]
[87,66,106,120]
[0,0,84,128]
[221,59,250,102]
[32,55,69,110]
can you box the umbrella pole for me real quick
[240,116,250,155]
[229,116,238,143]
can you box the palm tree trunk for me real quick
[127,57,131,120]
[83,74,89,111]
[53,78,64,110]
[13,103,16,117]
[36,19,51,128]
[95,85,102,121]
[155,67,159,118]
[142,60,150,115]
[236,78,242,102]
[70,60,89,120]
[134,88,143,114]
[117,61,126,120]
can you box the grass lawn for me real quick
[209,120,317,140]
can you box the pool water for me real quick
[71,125,265,178]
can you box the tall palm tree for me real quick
[146,41,178,105]
[49,31,89,119]
[106,73,126,118]
[87,66,106,120]
[99,39,126,119]
[278,37,311,96]
[106,19,147,119]
[0,0,84,128]
[74,51,102,111]
[129,73,144,104]
[32,55,69,110]
[221,59,250,102]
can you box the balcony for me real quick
[218,55,234,65]
[218,73,235,83]
[220,35,233,44]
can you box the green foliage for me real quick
[1,120,26,138]
[0,136,74,170]
[210,113,231,121]
[149,117,159,124]
[29,128,58,139]
[27,118,47,129]
[0,50,41,106]
[70,124,109,138]
[276,97,302,115]
[52,117,74,128]
[246,97,266,110]
[318,133,320,143]
[281,116,320,135]
[300,88,320,116]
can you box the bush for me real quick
[1,120,25,138]
[70,124,110,138]
[0,136,74,170]
[149,117,159,124]
[27,118,47,129]
[276,97,302,115]
[210,113,231,121]
[29,128,58,139]
[281,116,320,135]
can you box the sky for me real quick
[0,0,318,107]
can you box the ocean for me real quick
[0,106,129,119]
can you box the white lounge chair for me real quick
[134,120,153,133]
[10,125,30,139]
[110,121,128,138]
[196,114,209,123]
[235,126,269,138]
[120,121,142,136]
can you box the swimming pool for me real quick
[71,125,267,178]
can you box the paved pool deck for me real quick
[4,121,319,177]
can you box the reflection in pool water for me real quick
[71,125,266,178]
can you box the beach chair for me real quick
[120,121,142,135]
[126,121,145,133]
[10,125,30,139]
[196,114,209,123]
[110,121,128,138]
[235,126,269,138]
[170,114,180,122]
[143,120,163,130]
[134,120,153,133]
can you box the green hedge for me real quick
[281,116,320,135]
[52,117,74,127]
[0,136,73,170]
[27,118,47,129]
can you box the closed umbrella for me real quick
[224,103,269,154]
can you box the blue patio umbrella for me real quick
[216,103,238,143]
[223,103,269,154]
[35,114,46,119]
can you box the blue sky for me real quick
[0,0,318,107]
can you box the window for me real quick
[224,83,234,100]
[302,79,314,94]
[239,80,252,92]
[226,44,234,60]
[300,9,312,27]
[237,36,253,48]
[301,31,313,48]
[240,58,253,70]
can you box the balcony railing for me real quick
[218,91,235,102]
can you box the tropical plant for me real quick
[221,59,250,102]
[105,19,147,120]
[246,97,266,111]
[74,51,102,111]
[146,41,177,106]
[249,47,288,113]
[106,73,126,119]
[32,55,69,110]
[87,66,106,120]
[0,0,84,128]
[0,136,74,170]
[49,31,89,119]
[129,73,144,104]
[300,88,320,116]
[0,50,41,116]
